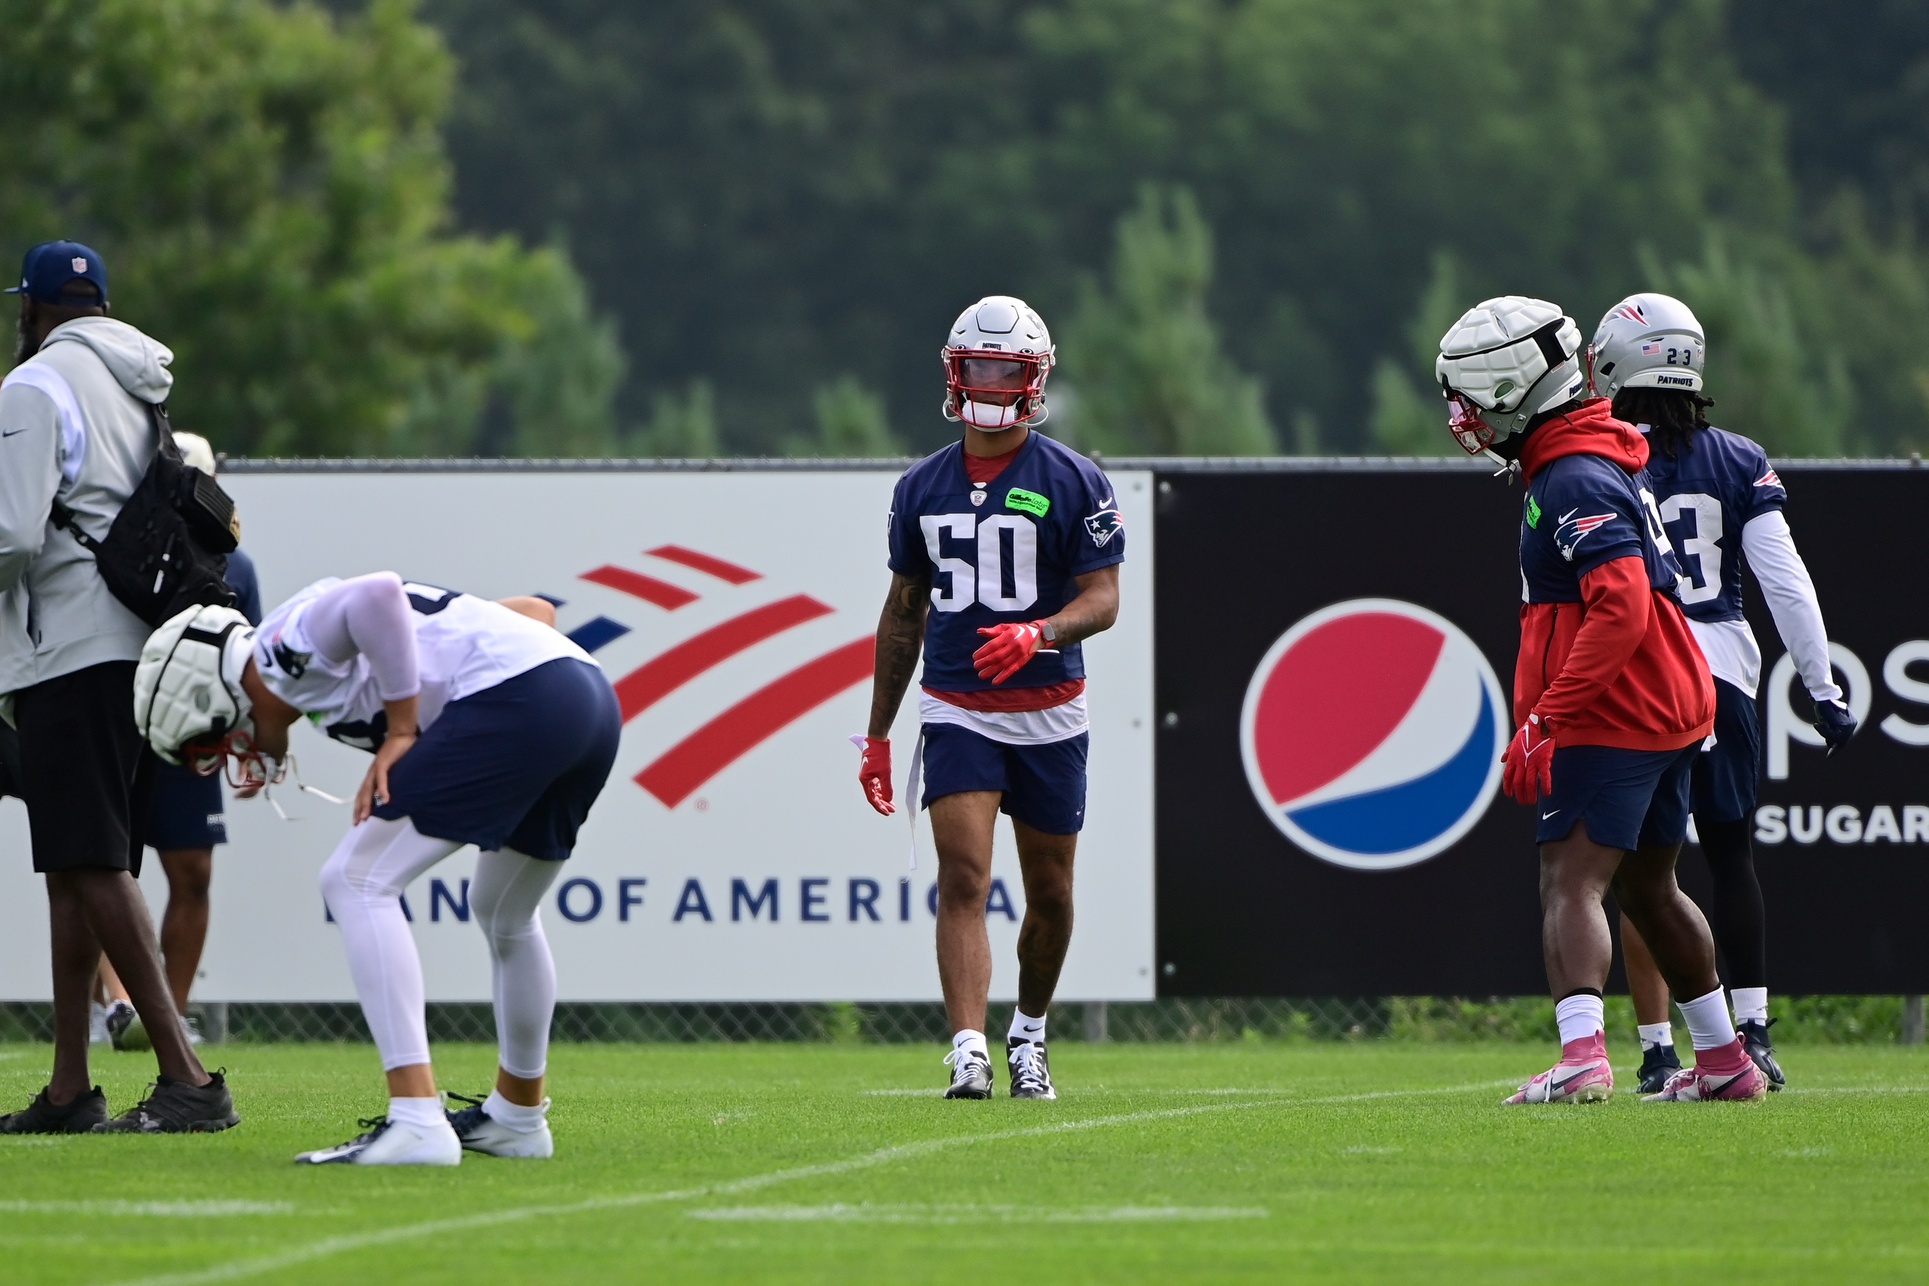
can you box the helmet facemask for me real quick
[943,349,1051,430]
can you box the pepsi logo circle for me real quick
[1240,599,1507,871]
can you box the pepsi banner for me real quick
[1154,464,1929,997]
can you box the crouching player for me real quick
[1589,294,1857,1091]
[136,573,620,1162]
[861,296,1122,1100]
[1436,296,1765,1104]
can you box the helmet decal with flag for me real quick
[1434,296,1586,461]
[1587,292,1706,398]
[941,295,1055,430]
[134,604,265,781]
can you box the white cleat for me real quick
[446,1093,554,1159]
[295,1116,462,1166]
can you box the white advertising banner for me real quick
[0,468,1155,1002]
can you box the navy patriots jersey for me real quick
[887,434,1124,692]
[1640,426,1786,623]
[1521,454,1687,603]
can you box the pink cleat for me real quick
[1641,1039,1768,1102]
[1503,1035,1613,1105]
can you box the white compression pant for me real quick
[317,817,560,1077]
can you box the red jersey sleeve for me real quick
[1532,555,1649,734]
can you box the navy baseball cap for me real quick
[5,241,108,306]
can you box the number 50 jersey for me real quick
[887,434,1124,694]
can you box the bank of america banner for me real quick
[1154,465,1929,997]
[0,469,1156,1002]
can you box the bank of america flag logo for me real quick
[546,545,871,808]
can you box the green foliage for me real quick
[1061,185,1276,455]
[0,0,619,457]
[789,376,905,457]
[630,381,722,458]
[1640,234,1849,456]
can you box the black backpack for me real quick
[51,402,242,627]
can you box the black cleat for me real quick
[1636,1043,1682,1095]
[943,1049,993,1099]
[0,1085,108,1134]
[1007,1038,1057,1100]
[93,1070,238,1133]
[1739,1019,1786,1092]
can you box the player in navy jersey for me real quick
[861,296,1122,1100]
[1590,294,1856,1092]
[1439,295,1765,1104]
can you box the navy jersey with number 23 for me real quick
[887,434,1124,693]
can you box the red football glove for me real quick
[1501,714,1555,805]
[973,620,1049,685]
[858,735,895,815]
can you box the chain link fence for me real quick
[1,996,1922,1045]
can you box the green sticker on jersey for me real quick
[1005,487,1050,517]
[1525,495,1542,528]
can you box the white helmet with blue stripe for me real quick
[1588,293,1705,398]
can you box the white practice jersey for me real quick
[254,578,594,749]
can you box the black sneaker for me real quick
[1739,1019,1786,1092]
[943,1049,993,1099]
[1635,1043,1682,1095]
[1007,1038,1057,1100]
[0,1085,108,1134]
[93,1070,239,1133]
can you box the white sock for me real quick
[1008,1009,1046,1045]
[1554,994,1604,1047]
[1637,1022,1674,1051]
[1730,987,1770,1026]
[388,1096,447,1131]
[482,1089,548,1132]
[1676,987,1739,1051]
[952,1028,988,1061]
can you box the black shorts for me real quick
[370,658,621,860]
[145,761,227,850]
[920,722,1090,835]
[1534,742,1698,852]
[1689,679,1761,825]
[15,661,155,875]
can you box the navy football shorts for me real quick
[145,760,227,850]
[372,658,621,860]
[1690,679,1761,825]
[919,722,1088,835]
[1534,742,1699,852]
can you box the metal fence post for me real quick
[1083,1001,1110,1043]
[1904,995,1924,1046]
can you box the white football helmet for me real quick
[942,295,1054,430]
[1588,293,1705,398]
[135,604,257,774]
[1435,296,1586,458]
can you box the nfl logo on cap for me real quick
[71,257,87,273]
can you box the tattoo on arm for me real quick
[868,572,929,737]
[1046,565,1121,647]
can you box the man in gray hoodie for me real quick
[0,241,235,1134]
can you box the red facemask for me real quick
[1445,393,1496,455]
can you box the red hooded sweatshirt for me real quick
[1513,399,1714,751]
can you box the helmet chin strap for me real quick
[959,398,1020,430]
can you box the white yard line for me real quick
[108,1080,1505,1286]
[0,1200,292,1217]
[688,1203,1268,1223]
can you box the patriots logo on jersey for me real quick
[1553,510,1616,562]
[269,637,311,679]
[1754,469,1781,488]
[1084,504,1124,548]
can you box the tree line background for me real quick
[6,0,1928,459]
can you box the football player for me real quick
[135,573,620,1163]
[1437,296,1765,1104]
[1589,294,1856,1092]
[861,296,1123,1100]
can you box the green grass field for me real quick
[3,1041,1928,1285]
